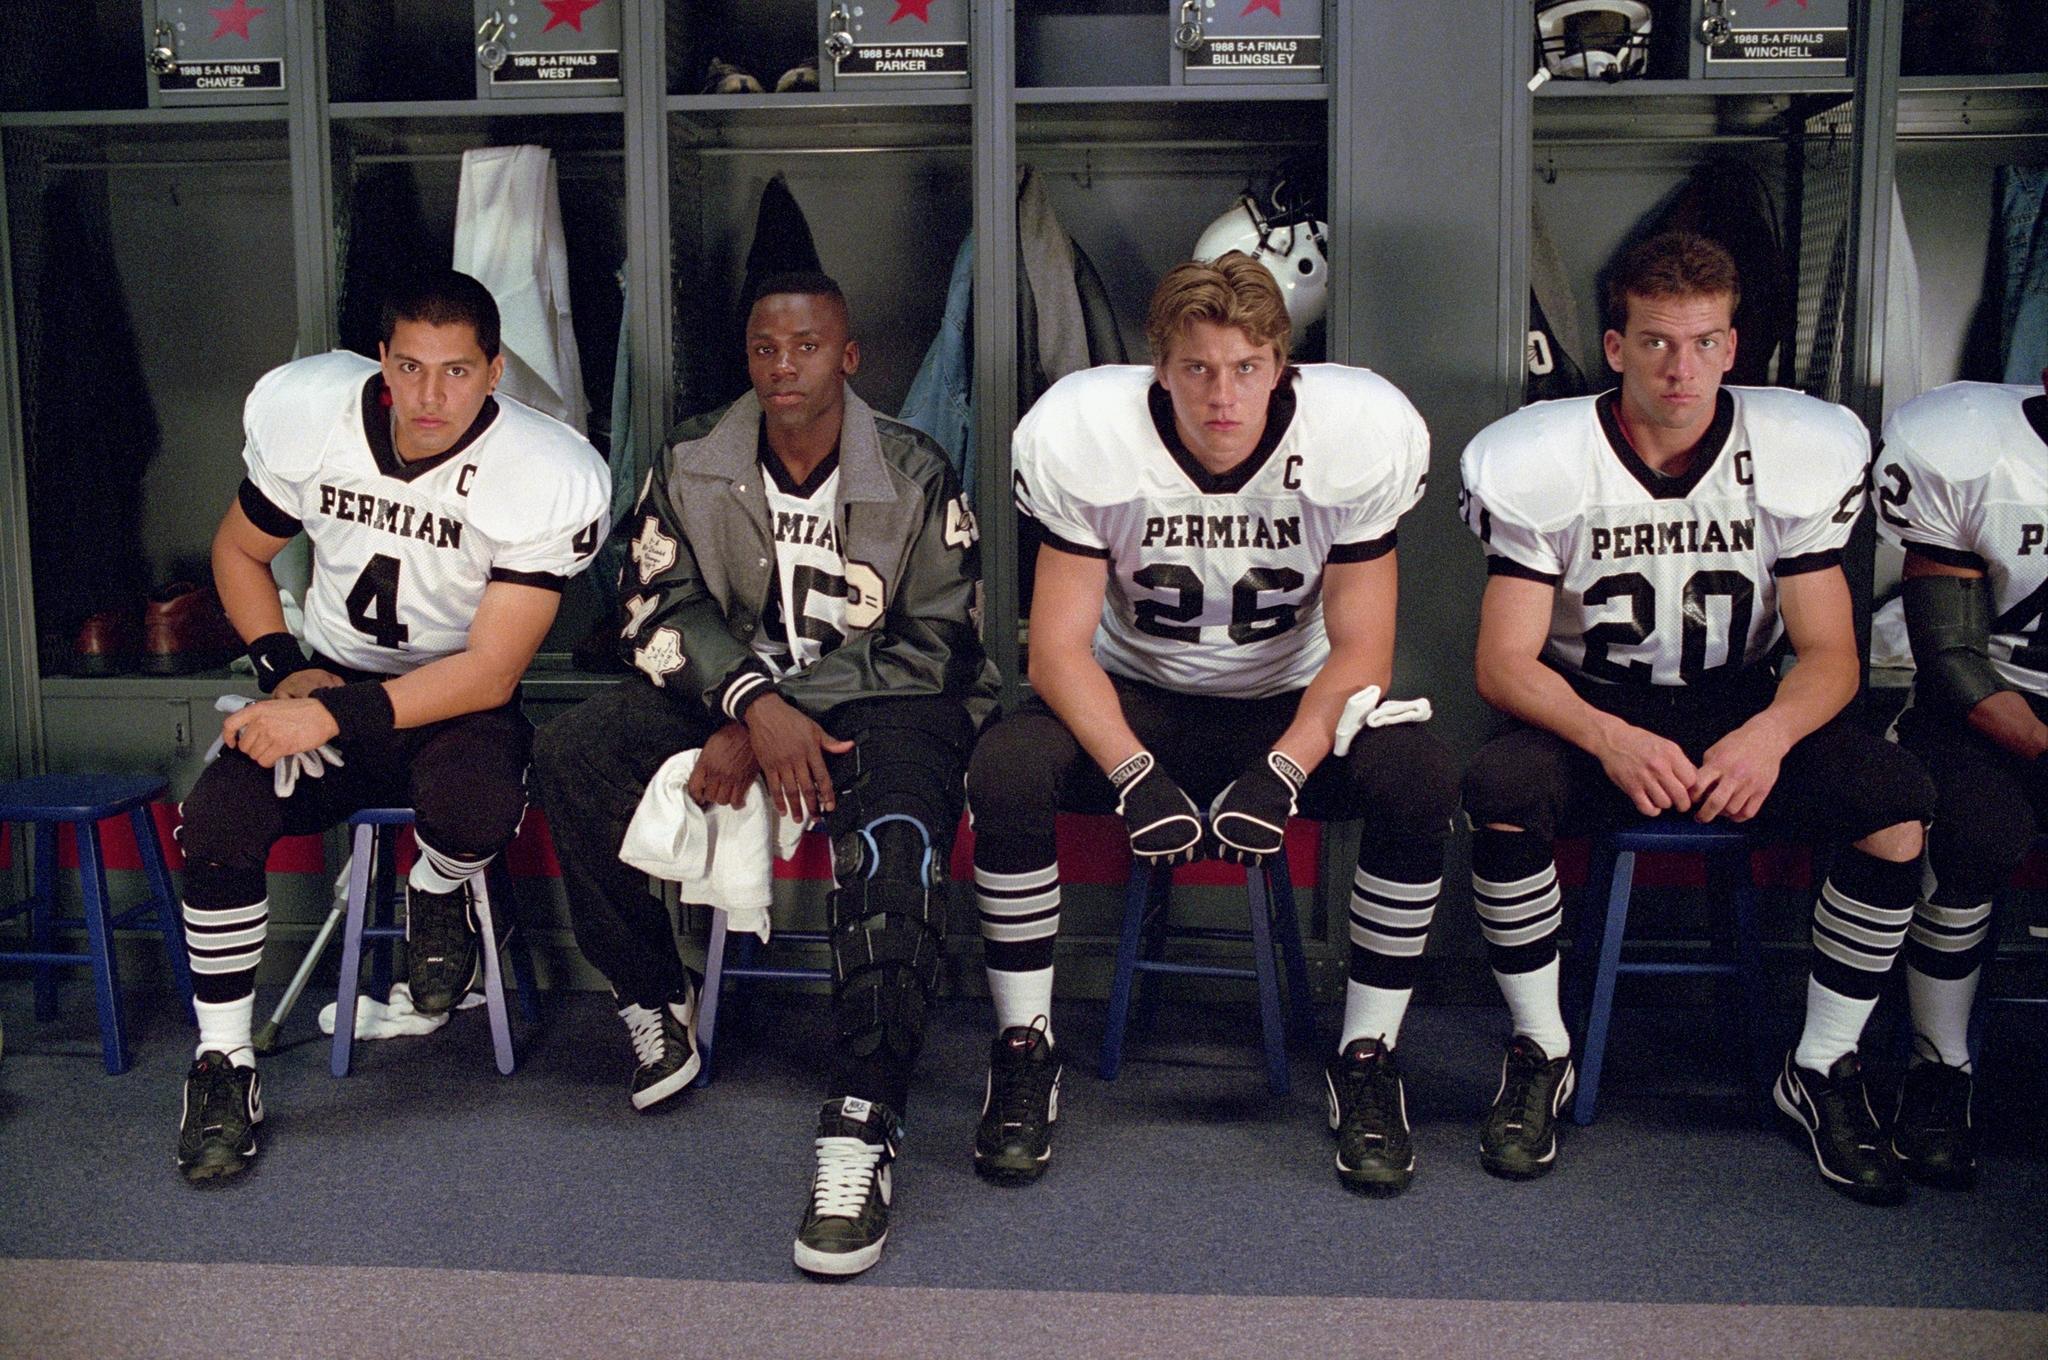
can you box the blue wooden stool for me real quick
[0,774,195,1075]
[1100,834,1315,1096]
[692,904,830,1088]
[330,809,540,1078]
[1568,819,1768,1125]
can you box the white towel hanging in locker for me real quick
[453,145,590,435]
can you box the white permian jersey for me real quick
[1460,386,1869,686]
[756,452,848,676]
[1877,381,2048,698]
[240,350,611,675]
[1014,364,1430,698]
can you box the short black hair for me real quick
[745,270,848,321]
[379,269,502,361]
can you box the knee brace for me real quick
[829,813,948,1063]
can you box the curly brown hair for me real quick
[1605,230,1741,332]
[1145,252,1292,365]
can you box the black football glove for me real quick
[1108,751,1205,867]
[1210,750,1305,866]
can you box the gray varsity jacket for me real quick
[615,382,999,726]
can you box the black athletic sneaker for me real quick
[794,1096,899,1277]
[1478,1035,1576,1181]
[406,882,480,1017]
[974,1023,1062,1184]
[1326,1037,1414,1196]
[1891,1057,1976,1191]
[176,1051,263,1183]
[1774,1049,1906,1206]
[619,980,701,1112]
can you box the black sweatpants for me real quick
[968,672,1459,991]
[1895,693,2048,974]
[179,698,532,1003]
[531,677,974,1115]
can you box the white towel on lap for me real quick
[619,749,806,943]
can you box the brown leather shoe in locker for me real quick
[71,608,140,676]
[140,583,244,675]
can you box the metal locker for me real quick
[475,0,623,100]
[144,0,287,107]
[1698,0,1850,79]
[1174,0,1324,86]
[821,0,970,91]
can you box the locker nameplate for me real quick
[835,43,969,77]
[1705,28,1848,63]
[490,50,621,84]
[158,58,282,91]
[1187,36,1322,71]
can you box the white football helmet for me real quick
[1537,0,1652,82]
[1193,196,1329,332]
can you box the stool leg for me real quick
[76,821,131,1076]
[32,823,57,1023]
[1100,862,1153,1081]
[1725,851,1770,1120]
[1567,843,1619,1036]
[371,829,396,1002]
[696,907,729,1088]
[331,824,377,1078]
[1246,863,1290,1096]
[1132,868,1172,1038]
[492,859,543,1024]
[132,807,196,1024]
[1268,851,1315,1041]
[472,865,515,1077]
[1574,844,1635,1126]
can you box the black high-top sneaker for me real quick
[1326,1037,1415,1196]
[618,977,700,1112]
[974,1022,1062,1184]
[176,1051,263,1183]
[1774,1049,1907,1206]
[794,1096,900,1277]
[1478,1035,1576,1181]
[1891,1055,1977,1190]
[406,882,480,1017]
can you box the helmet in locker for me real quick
[1192,196,1329,332]
[1536,0,1653,82]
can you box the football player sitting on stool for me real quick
[966,254,1459,1197]
[1871,374,2048,1192]
[1458,231,1933,1202]
[531,273,996,1278]
[177,269,611,1182]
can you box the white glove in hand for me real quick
[203,692,343,797]
[1332,686,1433,757]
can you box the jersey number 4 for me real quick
[345,554,410,649]
[1583,569,1754,684]
[1132,565,1305,644]
[1997,577,2048,672]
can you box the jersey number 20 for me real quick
[1582,569,1753,684]
[345,554,410,649]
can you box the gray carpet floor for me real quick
[0,978,2043,1312]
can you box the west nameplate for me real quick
[491,50,622,84]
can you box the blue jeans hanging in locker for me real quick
[898,231,976,498]
[1998,166,2048,383]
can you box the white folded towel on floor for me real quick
[618,749,806,943]
[317,982,483,1039]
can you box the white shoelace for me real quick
[810,1137,884,1217]
[618,1003,667,1068]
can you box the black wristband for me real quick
[247,631,312,694]
[312,681,395,745]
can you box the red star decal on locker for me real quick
[1764,0,1811,6]
[208,0,266,41]
[891,0,935,21]
[542,0,602,33]
[1242,0,1285,15]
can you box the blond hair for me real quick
[1145,253,1292,366]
